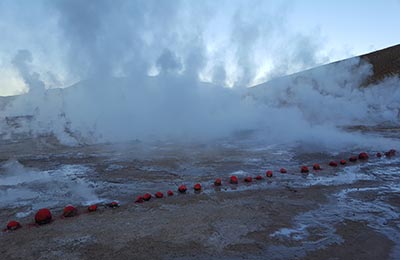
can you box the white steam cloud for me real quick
[0,0,399,149]
[0,0,327,89]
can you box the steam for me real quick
[0,0,327,88]
[0,0,399,149]
[11,50,45,94]
[0,160,100,209]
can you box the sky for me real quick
[288,0,400,57]
[0,0,399,96]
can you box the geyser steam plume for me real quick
[0,0,399,149]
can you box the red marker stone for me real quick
[349,156,357,162]
[340,159,346,165]
[376,152,382,158]
[300,166,309,173]
[109,201,119,208]
[255,175,262,180]
[313,164,321,170]
[155,192,164,198]
[266,170,273,177]
[230,176,238,184]
[167,190,174,196]
[329,161,338,167]
[87,204,97,212]
[35,208,52,225]
[143,193,152,201]
[135,196,144,203]
[6,221,21,231]
[280,168,287,174]
[178,185,187,193]
[194,183,202,191]
[244,176,252,183]
[385,149,396,157]
[358,152,369,160]
[63,205,78,217]
[214,178,222,186]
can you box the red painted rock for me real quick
[266,170,273,177]
[385,149,396,157]
[329,161,338,167]
[143,193,152,201]
[178,185,187,193]
[230,176,238,184]
[376,152,382,158]
[194,183,202,191]
[349,156,357,162]
[255,175,263,180]
[6,221,21,231]
[87,204,97,212]
[300,166,309,173]
[35,208,52,225]
[280,168,287,174]
[109,201,119,208]
[167,190,174,196]
[214,178,222,186]
[358,152,369,160]
[244,176,252,183]
[340,159,347,165]
[313,164,321,170]
[135,196,144,203]
[63,205,78,217]
[155,192,164,198]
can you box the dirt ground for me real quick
[0,137,399,259]
[1,183,396,260]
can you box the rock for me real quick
[35,208,52,225]
[230,176,238,184]
[385,149,396,157]
[358,152,369,160]
[300,166,309,173]
[88,204,97,212]
[313,164,321,170]
[135,196,144,203]
[349,156,358,162]
[6,221,21,231]
[194,183,202,191]
[108,201,119,208]
[178,185,187,193]
[329,161,338,167]
[143,193,152,201]
[244,176,252,183]
[63,205,78,217]
[155,192,164,198]
[214,178,222,186]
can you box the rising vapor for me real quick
[0,0,399,149]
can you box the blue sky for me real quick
[288,0,400,57]
[0,0,399,96]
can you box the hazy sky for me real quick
[288,0,400,56]
[0,0,399,96]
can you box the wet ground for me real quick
[0,133,399,259]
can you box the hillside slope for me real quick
[360,44,400,85]
[252,44,400,89]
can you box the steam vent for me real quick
[1,2,400,259]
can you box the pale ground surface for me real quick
[0,132,399,260]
